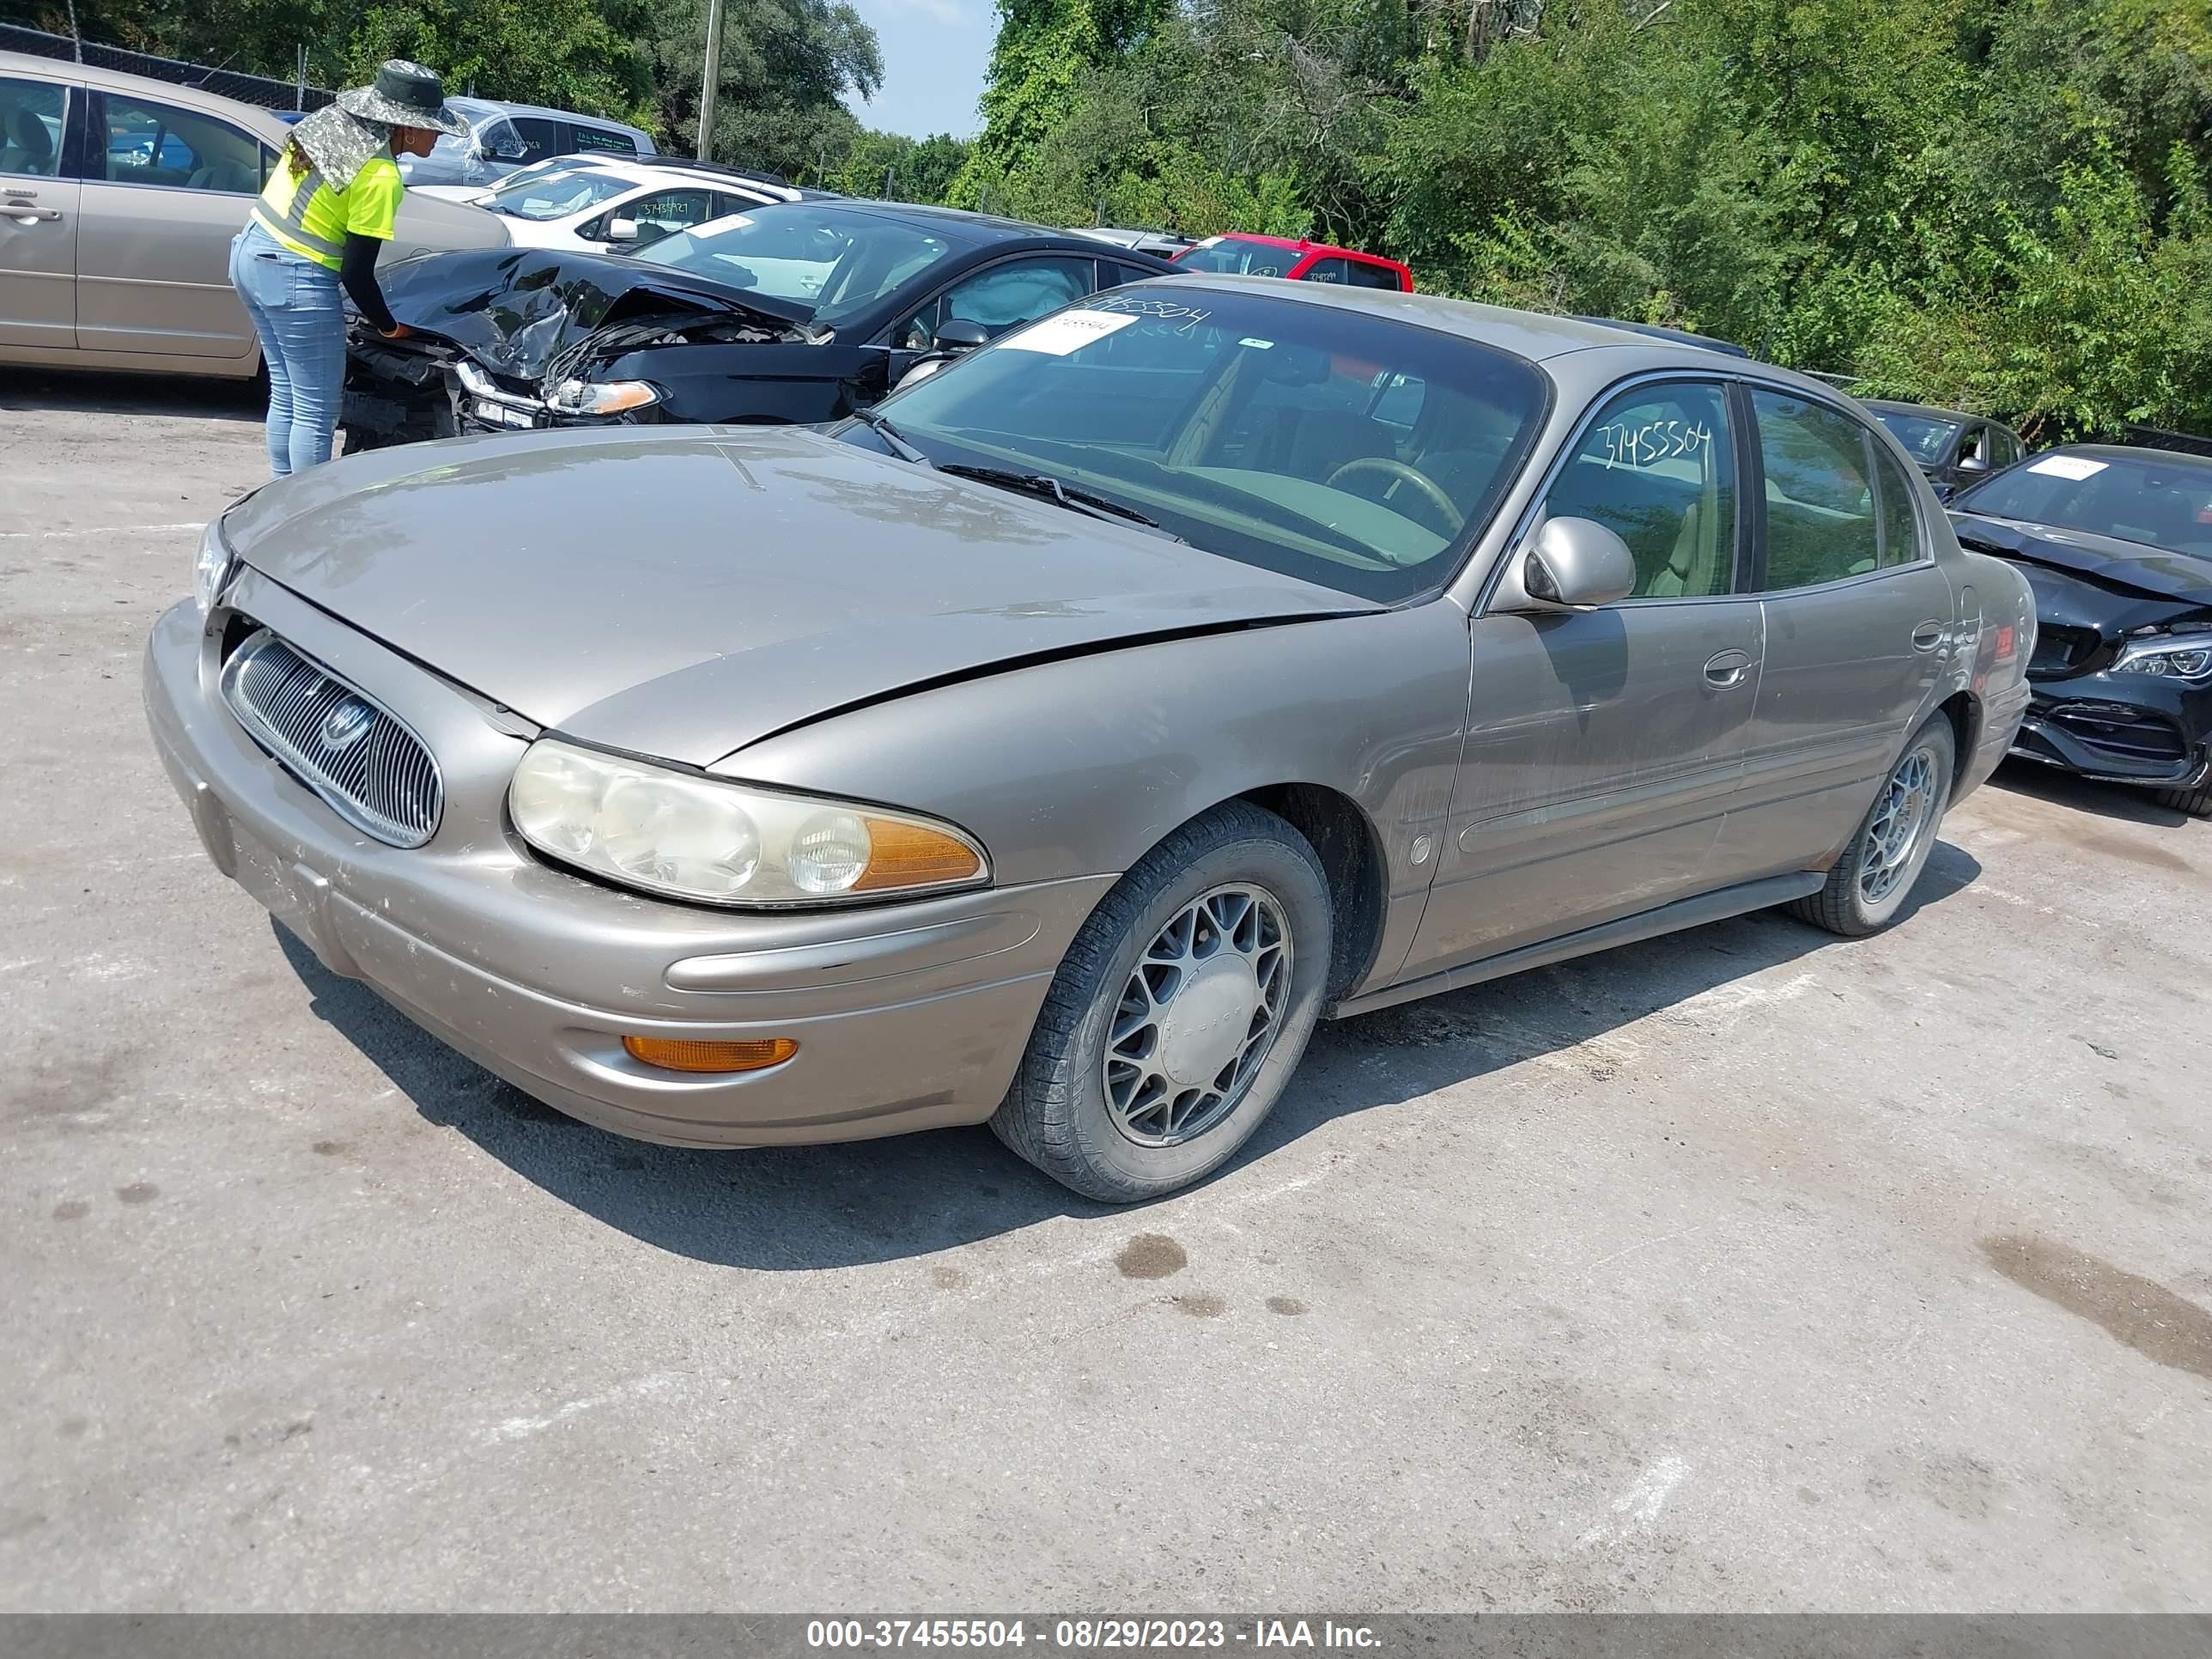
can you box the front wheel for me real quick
[1790,715,1957,937]
[991,803,1333,1202]
[2148,777,2212,818]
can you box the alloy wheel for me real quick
[1860,744,1941,905]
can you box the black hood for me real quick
[1950,512,2212,609]
[375,248,812,380]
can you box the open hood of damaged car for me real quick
[1950,512,2212,609]
[220,424,1377,766]
[375,247,814,380]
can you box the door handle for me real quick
[1704,648,1753,689]
[3,204,62,222]
[1911,620,1948,652]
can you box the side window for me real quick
[1370,371,1425,429]
[1344,258,1402,291]
[477,118,525,161]
[1871,444,1925,568]
[0,77,65,179]
[894,256,1095,349]
[1752,390,1881,589]
[1991,428,2024,468]
[99,94,262,192]
[572,125,637,156]
[1540,382,1740,599]
[1300,257,1351,285]
[508,117,559,163]
[620,188,717,246]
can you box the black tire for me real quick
[2149,778,2212,818]
[991,802,1333,1203]
[1790,715,1958,937]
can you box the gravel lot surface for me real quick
[3,372,2209,1613]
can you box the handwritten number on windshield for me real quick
[1598,420,1711,469]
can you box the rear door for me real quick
[76,88,266,362]
[1717,386,1956,878]
[0,73,78,350]
[1405,376,1767,975]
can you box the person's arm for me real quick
[340,160,409,337]
[339,232,402,335]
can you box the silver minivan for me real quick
[395,96,658,191]
[0,49,507,379]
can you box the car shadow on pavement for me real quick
[1986,757,2195,828]
[0,368,262,422]
[276,841,1983,1270]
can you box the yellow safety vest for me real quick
[252,154,404,270]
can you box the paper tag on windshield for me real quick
[2027,454,2107,481]
[1002,310,1140,355]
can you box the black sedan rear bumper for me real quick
[2012,674,2211,787]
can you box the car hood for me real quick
[222,425,1375,766]
[1949,512,2212,608]
[375,248,813,380]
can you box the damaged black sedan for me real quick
[339,200,1181,447]
[1949,444,2212,816]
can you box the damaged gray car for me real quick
[150,281,2033,1200]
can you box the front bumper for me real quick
[2011,672,2211,789]
[143,579,1110,1147]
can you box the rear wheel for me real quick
[991,802,1332,1203]
[1790,715,1957,937]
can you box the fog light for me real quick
[622,1036,798,1073]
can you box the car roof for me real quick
[1863,398,1980,424]
[0,48,290,140]
[447,97,648,137]
[2040,442,2212,470]
[714,198,1176,253]
[522,155,794,199]
[1190,231,1395,263]
[1131,273,1864,380]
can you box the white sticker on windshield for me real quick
[1238,337,1274,349]
[1001,309,1141,356]
[2027,454,2107,481]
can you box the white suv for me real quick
[412,156,801,254]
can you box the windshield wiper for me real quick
[851,406,933,466]
[937,463,1182,541]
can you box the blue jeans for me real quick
[229,226,345,477]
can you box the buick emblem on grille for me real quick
[319,699,375,753]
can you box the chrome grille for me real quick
[219,629,443,848]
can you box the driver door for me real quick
[1402,377,1768,979]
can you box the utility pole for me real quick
[696,0,726,162]
[295,42,307,110]
[65,0,82,61]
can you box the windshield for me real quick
[1176,237,1304,278]
[860,287,1549,602]
[636,204,951,323]
[1954,449,2212,556]
[483,167,632,221]
[1875,411,1960,463]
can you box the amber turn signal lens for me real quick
[854,817,984,890]
[622,1036,798,1073]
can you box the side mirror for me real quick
[933,318,989,353]
[892,356,952,393]
[1954,453,1990,477]
[604,217,639,245]
[1497,516,1638,612]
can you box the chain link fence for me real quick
[0,22,333,111]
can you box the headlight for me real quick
[508,738,988,906]
[2113,629,2212,682]
[193,520,234,617]
[547,380,659,416]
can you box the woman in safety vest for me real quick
[228,61,469,477]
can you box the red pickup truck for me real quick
[1173,233,1415,293]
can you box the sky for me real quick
[844,0,993,139]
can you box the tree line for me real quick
[949,0,2212,439]
[1,0,975,199]
[12,0,2209,434]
